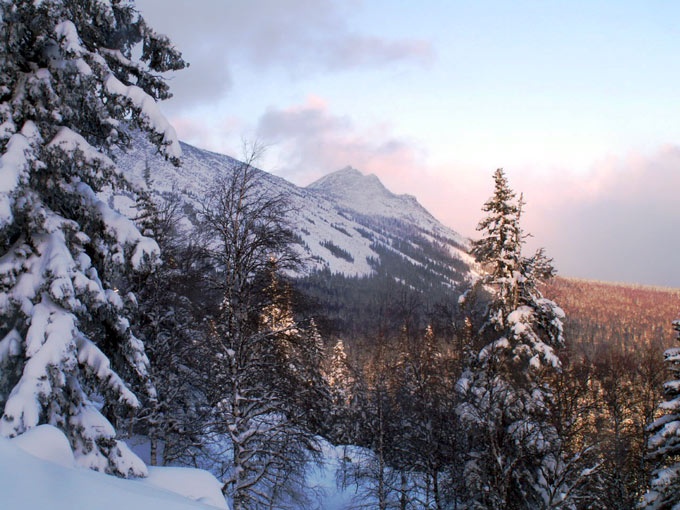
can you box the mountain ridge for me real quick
[109,135,476,291]
[306,165,446,232]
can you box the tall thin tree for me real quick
[197,148,324,509]
[458,169,572,508]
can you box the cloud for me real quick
[320,36,433,70]
[410,150,680,288]
[169,115,247,154]
[135,0,433,111]
[255,97,427,187]
[509,148,680,287]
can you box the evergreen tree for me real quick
[471,168,524,331]
[327,339,354,406]
[458,169,570,508]
[643,320,680,509]
[258,269,330,439]
[466,170,564,378]
[326,338,356,443]
[0,0,184,476]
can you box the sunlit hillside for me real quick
[544,277,680,351]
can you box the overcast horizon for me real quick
[136,0,680,288]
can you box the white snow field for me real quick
[0,423,399,510]
[0,425,228,510]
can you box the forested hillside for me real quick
[545,277,680,350]
[540,277,680,508]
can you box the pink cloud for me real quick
[255,97,428,188]
[503,147,680,286]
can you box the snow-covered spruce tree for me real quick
[258,269,330,439]
[324,338,359,444]
[458,169,575,508]
[0,0,184,476]
[327,339,354,408]
[470,168,524,332]
[642,320,680,509]
[325,339,356,438]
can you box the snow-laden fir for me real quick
[0,0,184,477]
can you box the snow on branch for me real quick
[104,74,181,162]
[76,181,160,270]
[47,126,116,170]
[0,300,79,436]
[0,122,41,229]
[75,335,140,408]
[0,329,21,366]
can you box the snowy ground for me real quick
[127,434,374,509]
[304,442,366,510]
[0,425,228,510]
[0,423,390,509]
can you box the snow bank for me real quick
[146,466,228,509]
[0,427,229,510]
[11,424,74,468]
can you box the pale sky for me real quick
[136,0,680,288]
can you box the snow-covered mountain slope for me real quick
[308,166,461,238]
[110,136,474,288]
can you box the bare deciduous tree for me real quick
[196,145,325,509]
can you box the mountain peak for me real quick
[307,166,387,195]
[306,165,450,232]
[337,165,361,175]
[111,136,470,280]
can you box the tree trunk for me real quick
[400,471,407,510]
[378,403,387,510]
[149,434,158,466]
